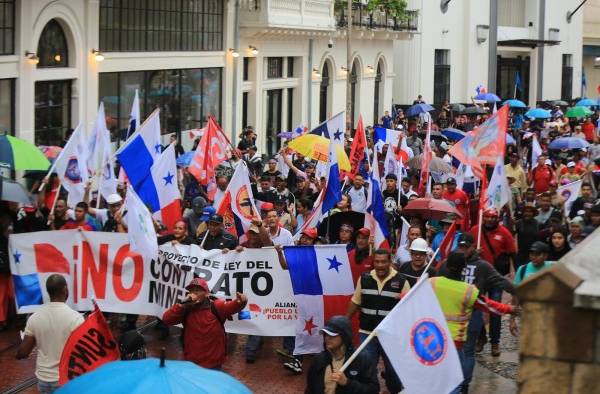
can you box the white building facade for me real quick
[0,0,417,159]
[394,0,583,107]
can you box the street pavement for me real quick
[0,314,519,393]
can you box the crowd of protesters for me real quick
[2,94,600,393]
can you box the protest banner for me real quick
[9,230,296,336]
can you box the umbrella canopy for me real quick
[548,137,590,150]
[552,100,569,106]
[57,358,252,394]
[0,177,31,205]
[176,151,194,167]
[38,145,63,163]
[565,106,593,118]
[407,155,452,173]
[474,92,501,102]
[504,99,527,109]
[460,106,487,115]
[405,103,435,118]
[575,98,597,107]
[525,108,551,119]
[403,198,463,220]
[450,103,466,113]
[0,135,51,171]
[287,134,350,171]
[441,128,466,141]
[317,211,367,243]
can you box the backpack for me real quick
[179,299,225,347]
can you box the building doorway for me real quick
[497,55,530,102]
[266,89,282,157]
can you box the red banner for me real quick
[58,303,120,385]
[189,117,229,186]
[345,115,367,178]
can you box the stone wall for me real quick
[517,264,600,394]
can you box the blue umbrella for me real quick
[176,151,194,167]
[525,108,551,119]
[57,358,252,394]
[474,92,501,102]
[575,98,597,107]
[548,137,590,150]
[504,99,527,109]
[405,103,435,117]
[441,128,466,141]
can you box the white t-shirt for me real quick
[24,302,84,382]
[347,187,368,213]
[269,227,294,246]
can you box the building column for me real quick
[488,0,498,93]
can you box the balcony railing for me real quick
[336,3,418,32]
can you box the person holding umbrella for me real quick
[162,278,247,370]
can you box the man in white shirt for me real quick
[266,209,294,246]
[17,274,84,393]
[345,174,368,213]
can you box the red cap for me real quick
[301,228,318,239]
[261,202,274,211]
[483,208,499,218]
[185,278,209,292]
[356,227,370,237]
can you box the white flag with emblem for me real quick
[125,185,158,258]
[375,275,463,394]
[557,179,583,218]
[485,156,511,210]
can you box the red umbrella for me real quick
[403,198,462,220]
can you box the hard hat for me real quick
[409,238,429,253]
[106,193,123,205]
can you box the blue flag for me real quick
[321,140,342,213]
[515,72,523,93]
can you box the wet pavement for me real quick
[0,315,519,393]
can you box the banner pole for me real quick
[47,182,63,226]
[338,330,377,373]
[476,208,483,249]
[418,246,441,282]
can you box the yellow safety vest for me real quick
[429,277,479,343]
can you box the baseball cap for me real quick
[446,177,457,185]
[248,224,261,234]
[107,193,123,205]
[208,214,223,224]
[319,316,351,337]
[529,241,549,254]
[185,278,209,292]
[301,228,318,239]
[458,233,475,247]
[567,161,576,168]
[200,206,216,221]
[261,202,275,211]
[356,227,371,237]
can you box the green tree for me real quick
[334,0,411,21]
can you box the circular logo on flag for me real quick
[561,189,572,201]
[65,157,82,183]
[410,318,448,366]
[235,186,255,220]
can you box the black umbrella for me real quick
[317,211,366,243]
[0,177,31,205]
[460,106,487,115]
[551,100,569,107]
[450,103,466,112]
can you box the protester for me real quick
[397,237,437,287]
[162,278,247,369]
[16,275,84,393]
[60,202,95,230]
[305,316,379,394]
[197,214,238,251]
[347,228,375,284]
[184,196,208,234]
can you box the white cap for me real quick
[567,161,576,168]
[409,238,429,253]
[106,193,123,205]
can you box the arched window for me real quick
[319,62,331,123]
[37,19,68,68]
[350,59,360,129]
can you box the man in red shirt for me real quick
[582,117,595,142]
[348,228,375,284]
[469,208,516,356]
[60,202,95,231]
[529,154,554,194]
[162,278,247,369]
[443,177,470,229]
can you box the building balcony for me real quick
[335,3,418,32]
[239,0,336,32]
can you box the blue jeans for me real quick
[449,348,465,394]
[462,310,484,389]
[487,288,502,344]
[37,380,59,394]
[359,332,402,393]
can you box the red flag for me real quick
[58,302,120,385]
[344,116,367,178]
[188,118,228,187]
[418,127,432,197]
[448,105,508,175]
[437,221,457,269]
[478,170,488,217]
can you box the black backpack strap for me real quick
[209,300,225,327]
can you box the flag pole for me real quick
[338,330,377,373]
[47,182,63,226]
[418,246,441,281]
[476,208,483,249]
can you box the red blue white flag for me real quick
[150,144,182,231]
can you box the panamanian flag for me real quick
[310,111,345,146]
[283,245,354,354]
[9,230,77,313]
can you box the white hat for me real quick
[567,161,576,168]
[409,238,429,253]
[106,193,123,205]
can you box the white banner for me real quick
[9,231,296,336]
